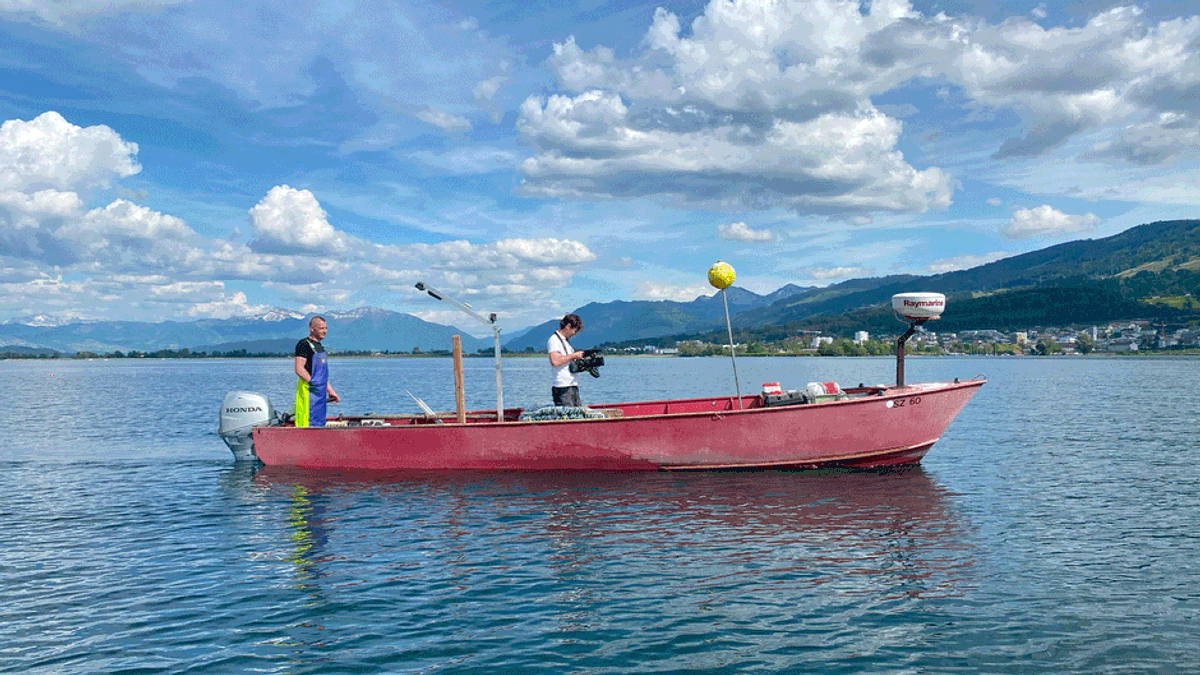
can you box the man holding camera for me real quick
[548,313,588,406]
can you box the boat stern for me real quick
[218,391,278,462]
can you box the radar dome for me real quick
[892,292,946,320]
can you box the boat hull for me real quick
[252,379,983,471]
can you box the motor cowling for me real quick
[218,391,276,461]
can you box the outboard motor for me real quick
[218,391,277,462]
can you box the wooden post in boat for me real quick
[452,335,466,423]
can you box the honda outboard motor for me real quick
[218,391,277,462]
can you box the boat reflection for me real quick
[248,465,977,603]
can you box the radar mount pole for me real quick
[895,318,928,388]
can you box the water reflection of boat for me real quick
[251,465,975,600]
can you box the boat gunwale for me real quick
[258,378,985,433]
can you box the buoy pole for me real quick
[722,287,743,409]
[708,261,742,410]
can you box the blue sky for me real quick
[0,0,1196,332]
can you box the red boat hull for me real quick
[252,379,983,471]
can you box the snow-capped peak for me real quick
[251,308,308,322]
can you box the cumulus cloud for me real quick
[0,112,597,320]
[518,0,1199,218]
[718,221,775,242]
[636,281,714,302]
[184,291,273,319]
[249,185,353,255]
[241,198,598,310]
[403,237,596,304]
[518,91,953,215]
[0,113,174,268]
[0,111,139,194]
[950,7,1200,160]
[75,200,200,270]
[519,1,962,215]
[1004,205,1100,240]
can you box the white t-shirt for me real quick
[548,331,578,388]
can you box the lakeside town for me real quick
[6,319,1200,361]
[626,320,1200,357]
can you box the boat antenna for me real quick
[708,261,743,409]
[891,293,945,387]
[415,282,505,422]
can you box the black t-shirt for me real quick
[295,338,325,375]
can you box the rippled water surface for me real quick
[2,355,1198,673]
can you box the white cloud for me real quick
[405,238,596,306]
[409,147,521,174]
[953,8,1200,160]
[0,0,186,26]
[924,251,1014,274]
[75,199,200,269]
[1005,205,1100,240]
[0,113,180,269]
[414,107,472,133]
[0,112,597,321]
[635,281,714,302]
[520,1,970,218]
[718,221,775,242]
[518,91,954,215]
[523,0,1200,224]
[806,266,870,280]
[987,197,1003,206]
[185,291,273,319]
[0,112,139,194]
[249,185,352,255]
[1085,112,1200,165]
[492,238,595,264]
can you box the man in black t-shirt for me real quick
[293,316,340,427]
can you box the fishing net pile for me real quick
[518,406,608,422]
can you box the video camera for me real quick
[569,348,605,378]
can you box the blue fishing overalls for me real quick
[295,347,328,428]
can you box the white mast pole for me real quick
[415,283,504,422]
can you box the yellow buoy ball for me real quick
[708,261,736,290]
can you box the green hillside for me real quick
[737,220,1200,329]
[602,219,1200,348]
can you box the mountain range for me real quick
[0,307,492,355]
[3,219,1197,355]
[502,284,811,351]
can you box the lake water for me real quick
[2,355,1198,673]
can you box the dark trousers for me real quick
[552,386,582,407]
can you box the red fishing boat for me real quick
[218,291,983,471]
